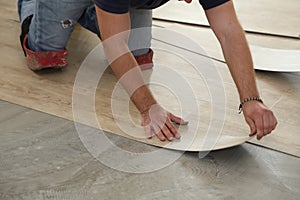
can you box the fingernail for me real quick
[182,120,189,125]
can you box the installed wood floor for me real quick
[159,24,300,72]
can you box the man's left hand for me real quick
[242,101,278,140]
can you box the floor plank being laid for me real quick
[73,43,251,151]
[154,0,300,38]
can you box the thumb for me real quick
[144,124,152,139]
[246,117,256,136]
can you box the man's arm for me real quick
[205,1,277,139]
[95,6,186,141]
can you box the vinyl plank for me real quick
[153,0,300,38]
[157,24,300,72]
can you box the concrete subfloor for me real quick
[0,100,299,200]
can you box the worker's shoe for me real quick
[22,35,68,71]
[135,49,154,70]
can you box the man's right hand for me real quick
[141,104,188,141]
[95,7,188,142]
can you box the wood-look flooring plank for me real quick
[154,0,300,38]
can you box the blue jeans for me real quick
[18,0,152,56]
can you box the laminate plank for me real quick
[153,0,300,38]
[159,24,300,72]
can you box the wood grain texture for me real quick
[72,43,251,151]
[0,1,299,155]
[153,0,300,38]
[158,24,300,72]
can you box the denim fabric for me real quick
[18,0,152,56]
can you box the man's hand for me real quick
[242,101,278,140]
[95,7,188,142]
[141,104,188,141]
[205,1,278,139]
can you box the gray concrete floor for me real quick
[0,100,299,200]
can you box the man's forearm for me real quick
[109,51,157,113]
[205,1,277,139]
[219,23,259,101]
[96,7,157,113]
[205,1,260,101]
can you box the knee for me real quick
[23,35,68,71]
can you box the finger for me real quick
[161,125,174,141]
[144,125,152,139]
[270,112,278,131]
[255,117,264,140]
[267,115,274,134]
[169,113,188,125]
[245,117,256,136]
[263,113,271,136]
[166,119,180,139]
[153,125,166,141]
[267,113,275,135]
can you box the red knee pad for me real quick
[22,34,152,71]
[23,35,68,71]
[135,49,154,71]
